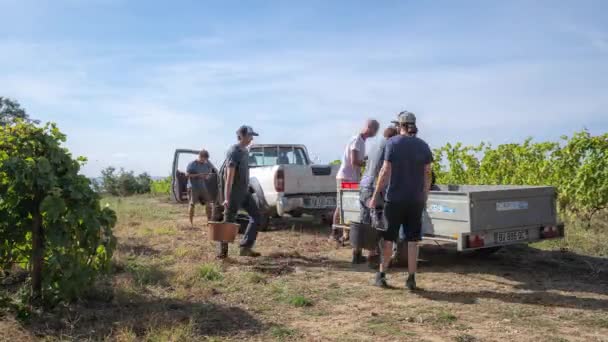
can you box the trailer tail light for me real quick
[540,226,559,239]
[466,234,485,249]
[341,181,359,190]
[274,170,285,193]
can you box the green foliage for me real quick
[433,130,608,223]
[100,166,152,196]
[0,97,38,126]
[329,159,341,165]
[150,176,171,195]
[0,120,116,303]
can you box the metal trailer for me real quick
[336,184,564,252]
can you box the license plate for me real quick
[303,196,335,208]
[494,229,529,243]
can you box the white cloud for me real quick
[1,17,607,177]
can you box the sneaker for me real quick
[239,247,261,257]
[373,272,388,288]
[406,273,417,291]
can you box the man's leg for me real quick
[353,189,372,265]
[408,242,418,274]
[374,201,401,287]
[404,201,424,291]
[188,204,195,226]
[188,189,196,226]
[239,193,261,257]
[204,203,213,221]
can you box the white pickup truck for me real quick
[171,144,338,230]
[248,144,338,228]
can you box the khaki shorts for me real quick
[189,187,211,207]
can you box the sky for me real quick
[1,0,607,177]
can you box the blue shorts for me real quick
[382,201,425,242]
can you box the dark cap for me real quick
[391,111,417,125]
[237,125,259,137]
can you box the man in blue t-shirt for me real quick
[369,111,433,290]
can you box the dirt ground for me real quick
[1,196,607,342]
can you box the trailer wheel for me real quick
[251,191,271,231]
[469,246,503,256]
[289,210,303,218]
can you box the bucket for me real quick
[207,222,239,242]
[349,221,378,250]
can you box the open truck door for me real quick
[171,149,199,203]
[171,149,221,204]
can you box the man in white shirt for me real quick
[331,119,379,262]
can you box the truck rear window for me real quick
[249,146,308,167]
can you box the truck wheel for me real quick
[258,214,270,231]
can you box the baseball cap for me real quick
[237,125,259,137]
[391,111,416,125]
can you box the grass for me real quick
[244,272,267,284]
[367,316,417,338]
[2,195,608,342]
[581,313,608,329]
[433,311,458,325]
[269,325,297,341]
[286,294,313,308]
[125,258,167,287]
[454,334,479,342]
[533,212,608,257]
[197,263,223,282]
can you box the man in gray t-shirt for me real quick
[357,126,399,268]
[186,149,217,225]
[216,125,262,259]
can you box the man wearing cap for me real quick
[216,125,262,259]
[186,149,217,225]
[369,111,432,290]
[332,119,380,264]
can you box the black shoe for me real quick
[239,247,261,257]
[216,242,228,259]
[373,272,388,288]
[352,251,367,265]
[406,273,417,291]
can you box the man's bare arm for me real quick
[224,166,236,204]
[423,163,432,202]
[369,161,392,207]
[349,149,365,167]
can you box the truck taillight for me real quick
[275,170,285,192]
[341,181,359,190]
[540,226,559,239]
[467,234,485,249]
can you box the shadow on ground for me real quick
[412,243,608,311]
[22,292,264,340]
